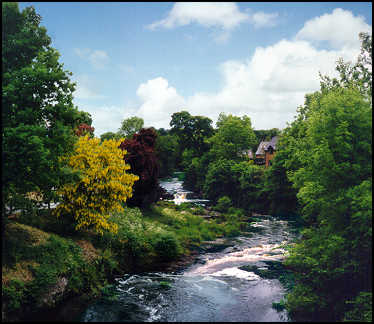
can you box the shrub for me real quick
[214,196,232,213]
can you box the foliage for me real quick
[343,292,372,322]
[283,34,372,322]
[214,196,232,213]
[170,110,214,156]
[54,135,139,234]
[204,159,265,211]
[2,223,116,319]
[155,132,179,177]
[75,123,95,137]
[2,3,88,218]
[209,113,256,161]
[119,128,161,208]
[100,131,120,141]
[117,116,144,139]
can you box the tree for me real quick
[100,131,120,141]
[170,111,214,156]
[155,132,179,178]
[119,128,161,208]
[2,3,85,217]
[53,135,139,235]
[117,116,144,139]
[75,123,95,137]
[209,113,256,161]
[282,34,372,322]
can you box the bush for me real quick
[214,196,232,213]
[152,232,181,261]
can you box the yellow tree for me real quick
[54,135,139,234]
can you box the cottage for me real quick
[254,136,279,167]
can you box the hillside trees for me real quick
[283,33,372,321]
[54,135,139,234]
[2,3,87,218]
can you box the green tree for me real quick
[2,3,85,217]
[209,113,256,161]
[100,131,120,141]
[117,116,144,139]
[283,33,372,322]
[170,110,214,156]
[155,133,179,178]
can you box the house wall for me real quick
[265,151,276,167]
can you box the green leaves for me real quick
[2,3,89,215]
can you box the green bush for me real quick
[152,232,181,261]
[214,196,232,213]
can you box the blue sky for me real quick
[20,2,372,136]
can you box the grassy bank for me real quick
[2,201,247,321]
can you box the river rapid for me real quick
[80,176,299,322]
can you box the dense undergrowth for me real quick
[2,200,247,321]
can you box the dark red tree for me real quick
[119,128,162,207]
[75,123,95,137]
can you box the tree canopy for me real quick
[2,3,87,215]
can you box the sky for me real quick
[19,2,372,136]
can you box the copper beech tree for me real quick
[119,128,162,207]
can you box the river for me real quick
[80,176,299,322]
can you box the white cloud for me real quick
[251,11,279,28]
[89,8,370,135]
[147,3,278,41]
[147,2,249,30]
[136,77,186,129]
[74,48,109,69]
[296,8,371,49]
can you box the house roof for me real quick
[255,136,279,155]
[255,141,269,155]
[264,136,279,151]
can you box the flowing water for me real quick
[80,177,299,322]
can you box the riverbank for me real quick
[2,200,247,321]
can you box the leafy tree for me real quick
[75,123,95,137]
[283,34,372,322]
[2,3,85,217]
[209,113,256,161]
[203,159,237,204]
[117,116,144,139]
[320,32,372,100]
[53,135,139,235]
[170,110,214,156]
[155,133,179,178]
[100,131,120,141]
[119,128,161,208]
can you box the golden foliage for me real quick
[53,135,139,235]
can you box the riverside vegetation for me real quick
[2,3,372,322]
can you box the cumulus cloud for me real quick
[137,8,368,130]
[147,3,278,42]
[147,2,249,30]
[296,8,371,49]
[74,48,109,69]
[136,77,186,129]
[89,8,370,135]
